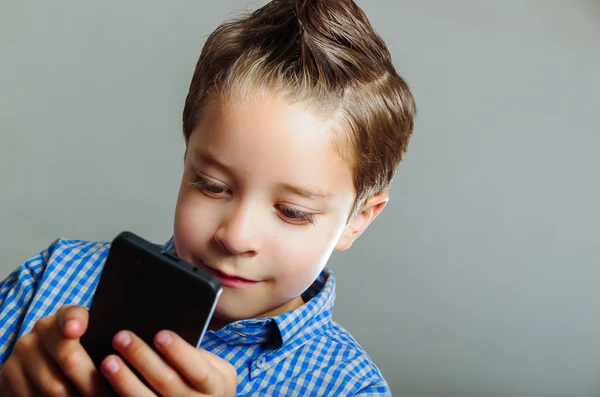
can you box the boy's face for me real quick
[174,94,382,323]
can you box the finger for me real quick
[154,330,235,395]
[111,330,189,396]
[100,355,155,397]
[56,305,90,339]
[38,315,111,396]
[20,334,78,397]
[0,356,37,397]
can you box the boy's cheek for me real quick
[272,243,329,284]
[173,203,216,257]
[175,195,220,230]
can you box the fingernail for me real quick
[114,331,131,348]
[103,356,120,375]
[156,331,173,347]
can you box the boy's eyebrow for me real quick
[280,183,334,200]
[193,149,232,174]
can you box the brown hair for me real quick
[183,0,416,217]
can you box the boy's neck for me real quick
[208,295,305,332]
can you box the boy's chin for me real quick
[213,300,265,323]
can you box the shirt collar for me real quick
[273,269,335,345]
[212,269,335,347]
[163,237,336,347]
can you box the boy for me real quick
[0,0,415,395]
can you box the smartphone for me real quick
[81,231,222,374]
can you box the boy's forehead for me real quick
[206,87,336,127]
[187,99,356,200]
[217,88,354,165]
[197,95,334,148]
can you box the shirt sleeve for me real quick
[0,240,57,367]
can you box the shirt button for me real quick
[256,356,266,369]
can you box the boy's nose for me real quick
[214,203,260,256]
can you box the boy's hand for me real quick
[100,329,237,396]
[0,304,111,396]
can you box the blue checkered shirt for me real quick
[0,238,390,396]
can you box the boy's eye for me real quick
[275,204,316,225]
[190,175,230,196]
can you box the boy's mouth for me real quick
[199,260,261,289]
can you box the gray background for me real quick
[1,0,599,395]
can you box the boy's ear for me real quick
[334,192,389,251]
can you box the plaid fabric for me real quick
[0,238,391,396]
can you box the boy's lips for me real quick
[199,260,261,288]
